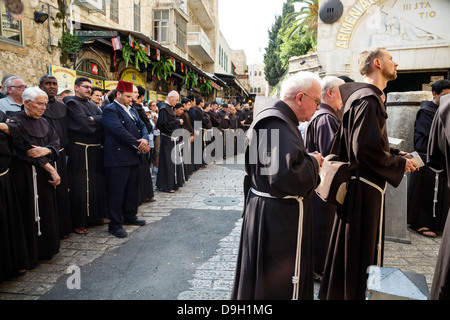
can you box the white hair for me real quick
[167,90,179,98]
[321,76,345,98]
[2,76,23,96]
[22,86,48,102]
[281,71,321,101]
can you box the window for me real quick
[110,0,118,22]
[176,13,186,51]
[153,10,169,43]
[0,3,22,45]
[134,0,140,32]
[76,59,107,79]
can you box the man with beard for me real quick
[39,75,72,239]
[427,94,450,300]
[407,80,450,238]
[65,77,107,235]
[318,47,418,300]
[232,72,323,300]
[131,85,155,204]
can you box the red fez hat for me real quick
[116,80,134,93]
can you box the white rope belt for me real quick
[417,152,438,218]
[250,187,304,300]
[161,133,185,184]
[74,142,101,217]
[202,129,213,149]
[351,176,387,267]
[32,165,42,236]
[433,173,439,218]
[0,168,9,177]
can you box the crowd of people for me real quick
[0,72,254,283]
[2,46,450,300]
[231,47,450,300]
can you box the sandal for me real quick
[416,227,436,238]
[74,227,87,235]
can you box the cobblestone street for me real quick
[0,153,442,300]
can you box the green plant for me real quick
[59,32,81,55]
[59,32,81,64]
[200,79,212,95]
[152,55,175,82]
[182,70,198,90]
[121,39,151,71]
[282,0,319,39]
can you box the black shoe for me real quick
[109,228,128,238]
[123,219,146,226]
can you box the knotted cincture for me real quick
[74,142,101,217]
[32,165,42,236]
[250,187,304,300]
[351,176,387,267]
[433,173,439,218]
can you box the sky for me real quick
[218,0,290,65]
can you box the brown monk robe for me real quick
[232,72,323,300]
[428,94,450,300]
[319,47,418,300]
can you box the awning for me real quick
[73,21,222,89]
[214,73,249,97]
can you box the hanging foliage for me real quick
[182,70,198,90]
[121,38,151,71]
[200,79,212,96]
[152,55,176,82]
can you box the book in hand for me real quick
[405,151,425,168]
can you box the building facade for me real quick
[0,0,248,103]
[317,0,449,93]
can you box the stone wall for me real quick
[0,7,61,86]
[386,91,433,153]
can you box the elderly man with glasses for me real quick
[9,86,61,268]
[232,71,324,300]
[0,76,27,114]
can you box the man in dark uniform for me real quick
[65,77,107,235]
[156,91,183,192]
[407,80,450,238]
[304,76,345,282]
[427,94,450,300]
[39,75,72,239]
[318,47,418,300]
[102,80,149,238]
[232,72,323,300]
[180,97,194,179]
[131,85,155,204]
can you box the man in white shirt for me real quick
[0,76,27,113]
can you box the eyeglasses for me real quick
[30,101,47,106]
[80,85,92,89]
[11,85,27,90]
[303,92,321,107]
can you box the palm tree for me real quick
[282,0,319,40]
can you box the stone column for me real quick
[384,91,433,243]
[386,91,433,153]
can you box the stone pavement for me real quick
[0,152,443,300]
